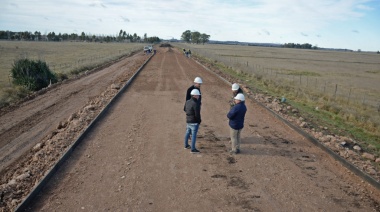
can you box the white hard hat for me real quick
[234,93,245,101]
[190,89,201,96]
[194,77,203,84]
[232,83,240,91]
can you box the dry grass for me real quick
[175,43,380,149]
[0,41,145,107]
[177,43,380,107]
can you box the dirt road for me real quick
[0,53,149,172]
[6,47,380,211]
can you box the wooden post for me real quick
[334,84,338,100]
[348,88,352,103]
[315,78,318,89]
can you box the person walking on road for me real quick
[229,83,243,108]
[227,93,247,154]
[184,89,202,153]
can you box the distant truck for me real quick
[144,45,153,52]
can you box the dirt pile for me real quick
[159,43,172,47]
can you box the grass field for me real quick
[174,43,380,154]
[0,41,145,107]
[0,41,145,88]
[176,43,380,107]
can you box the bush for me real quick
[11,58,57,91]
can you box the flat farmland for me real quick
[177,43,380,107]
[0,41,145,88]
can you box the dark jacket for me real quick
[234,87,243,96]
[227,101,247,130]
[185,98,201,124]
[186,85,201,104]
[230,88,244,108]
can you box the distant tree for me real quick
[80,32,85,41]
[147,36,160,43]
[47,32,56,41]
[181,30,191,42]
[200,33,210,44]
[191,31,201,44]
[70,33,78,40]
[144,33,147,42]
[377,51,379,54]
[0,31,7,39]
[34,31,41,41]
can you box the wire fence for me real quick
[177,44,380,109]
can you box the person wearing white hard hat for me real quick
[229,83,244,108]
[184,89,202,153]
[185,77,203,109]
[227,93,247,154]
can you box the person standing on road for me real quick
[185,77,203,108]
[229,83,243,108]
[184,89,202,153]
[184,77,203,141]
[227,93,247,154]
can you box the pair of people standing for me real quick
[227,83,247,154]
[183,79,247,155]
[184,77,203,153]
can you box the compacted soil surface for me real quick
[1,47,380,211]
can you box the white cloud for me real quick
[0,0,379,50]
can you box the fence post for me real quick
[334,84,338,100]
[348,88,352,103]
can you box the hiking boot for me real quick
[184,145,191,149]
[191,149,200,154]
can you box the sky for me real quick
[1,0,380,51]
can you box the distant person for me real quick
[227,93,247,154]
[184,89,202,153]
[187,49,191,58]
[183,48,186,55]
[229,83,243,108]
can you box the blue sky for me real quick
[1,0,379,51]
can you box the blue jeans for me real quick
[184,123,199,150]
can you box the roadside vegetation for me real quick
[175,43,380,155]
[0,41,145,108]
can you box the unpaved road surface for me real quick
[0,53,149,172]
[3,47,380,211]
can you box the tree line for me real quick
[282,43,317,49]
[181,30,210,44]
[0,30,160,43]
